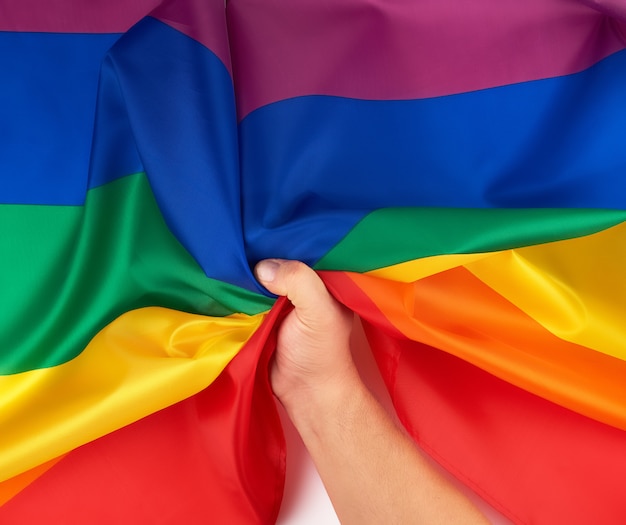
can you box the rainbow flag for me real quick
[2,0,626,522]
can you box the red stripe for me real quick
[378,332,626,525]
[322,271,626,524]
[0,301,288,524]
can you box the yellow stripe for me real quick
[366,252,490,282]
[466,221,626,361]
[0,307,265,482]
[364,221,626,362]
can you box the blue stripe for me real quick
[99,18,257,290]
[0,31,121,205]
[3,23,625,291]
[239,49,626,266]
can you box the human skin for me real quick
[255,259,490,525]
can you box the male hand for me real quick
[254,259,358,410]
[255,259,490,525]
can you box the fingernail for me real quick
[255,260,279,283]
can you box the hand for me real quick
[255,260,490,525]
[255,262,489,525]
[254,259,358,410]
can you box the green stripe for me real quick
[314,207,626,272]
[0,173,271,375]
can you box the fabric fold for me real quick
[2,1,626,523]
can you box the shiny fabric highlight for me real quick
[2,1,626,523]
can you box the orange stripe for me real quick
[340,267,626,430]
[0,455,65,506]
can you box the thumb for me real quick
[254,259,333,326]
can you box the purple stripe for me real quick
[228,0,626,119]
[0,0,159,33]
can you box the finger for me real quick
[255,259,333,324]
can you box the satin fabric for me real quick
[0,307,264,480]
[0,303,288,524]
[0,173,270,375]
[2,1,626,524]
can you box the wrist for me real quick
[279,366,369,441]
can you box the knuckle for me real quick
[282,260,309,282]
